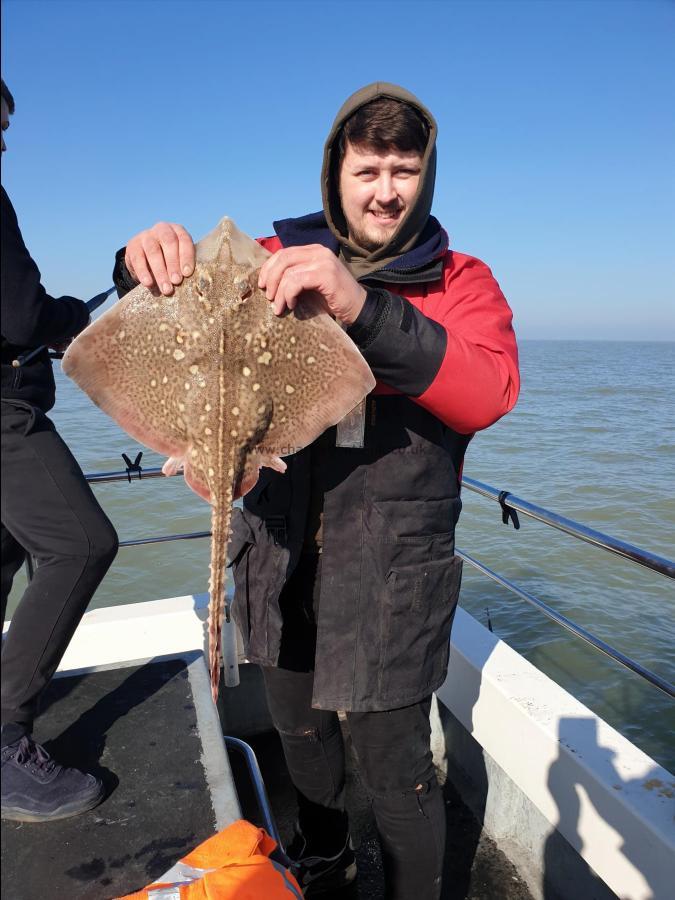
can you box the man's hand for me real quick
[125,223,195,296]
[258,245,367,326]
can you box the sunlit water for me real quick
[6,341,675,770]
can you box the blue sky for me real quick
[2,0,674,340]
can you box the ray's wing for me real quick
[259,295,375,455]
[225,289,376,498]
[62,219,249,499]
[62,283,210,462]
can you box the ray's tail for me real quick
[207,321,236,706]
[207,497,232,703]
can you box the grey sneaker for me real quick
[1,735,104,822]
[286,827,358,897]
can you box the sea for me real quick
[6,340,675,772]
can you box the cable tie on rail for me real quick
[498,490,520,530]
[122,451,144,482]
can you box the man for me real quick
[119,83,519,899]
[1,80,118,822]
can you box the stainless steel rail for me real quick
[461,476,675,581]
[224,736,282,847]
[21,463,671,697]
[119,531,210,549]
[87,465,675,579]
[86,466,168,484]
[86,467,209,548]
[456,548,675,699]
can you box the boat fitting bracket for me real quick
[122,451,144,482]
[498,491,520,529]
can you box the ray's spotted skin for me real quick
[62,217,375,701]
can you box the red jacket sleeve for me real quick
[414,252,520,433]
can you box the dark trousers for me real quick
[1,399,118,732]
[262,557,446,900]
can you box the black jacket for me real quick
[1,187,89,412]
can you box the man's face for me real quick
[338,140,423,252]
[1,98,9,152]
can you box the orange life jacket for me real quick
[116,819,302,899]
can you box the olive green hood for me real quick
[321,82,438,280]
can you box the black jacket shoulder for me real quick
[1,186,90,410]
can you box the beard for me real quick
[348,213,402,253]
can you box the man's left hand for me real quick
[258,245,367,326]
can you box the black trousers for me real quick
[1,399,118,731]
[262,556,446,900]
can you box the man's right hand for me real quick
[125,223,195,296]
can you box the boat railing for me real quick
[21,461,675,699]
[460,476,674,580]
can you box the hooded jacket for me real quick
[226,84,520,712]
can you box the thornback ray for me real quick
[62,216,375,701]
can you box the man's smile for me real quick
[368,208,403,223]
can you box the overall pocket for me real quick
[367,497,459,573]
[227,507,254,568]
[228,506,289,661]
[378,554,463,703]
[0,398,39,436]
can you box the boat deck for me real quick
[1,657,534,900]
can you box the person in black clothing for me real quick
[1,79,118,822]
